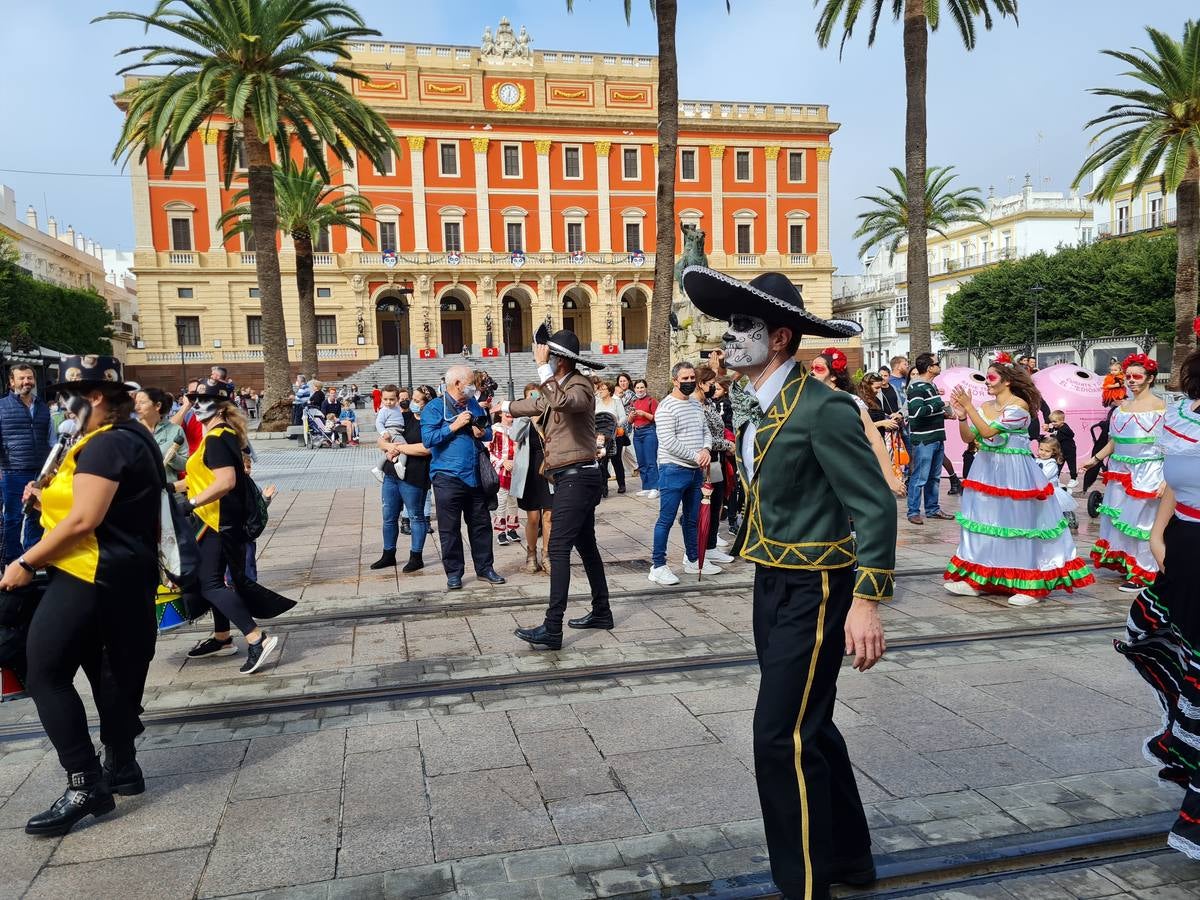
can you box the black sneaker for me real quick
[187,636,236,659]
[506,528,521,543]
[497,531,511,546]
[239,634,279,674]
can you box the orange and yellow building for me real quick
[122,19,837,385]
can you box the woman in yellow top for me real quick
[0,355,162,837]
[174,379,292,673]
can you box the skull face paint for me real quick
[193,399,221,422]
[722,314,773,369]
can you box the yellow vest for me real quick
[185,425,236,531]
[40,425,112,584]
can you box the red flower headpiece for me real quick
[994,351,1013,365]
[1122,352,1158,374]
[1194,315,1200,338]
[822,347,848,372]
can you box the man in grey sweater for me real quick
[649,361,719,585]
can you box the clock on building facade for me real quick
[491,81,527,111]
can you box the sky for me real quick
[1,0,1196,273]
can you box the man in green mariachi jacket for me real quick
[682,266,897,900]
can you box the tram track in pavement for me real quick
[0,618,1127,743]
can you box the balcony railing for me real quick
[788,254,811,266]
[168,251,195,265]
[936,246,1019,275]
[1097,208,1177,238]
[240,252,256,266]
[734,254,760,266]
[313,253,335,266]
[356,251,657,268]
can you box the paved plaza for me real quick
[1,443,1199,898]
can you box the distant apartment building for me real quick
[1090,159,1177,239]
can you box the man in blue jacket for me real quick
[0,364,53,566]
[420,365,505,591]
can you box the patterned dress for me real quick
[1091,407,1166,585]
[945,405,1094,596]
[1114,399,1200,858]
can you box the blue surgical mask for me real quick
[462,385,477,399]
[530,391,540,399]
[411,400,423,414]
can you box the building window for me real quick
[788,223,805,254]
[317,287,332,298]
[624,221,641,253]
[734,149,752,182]
[379,221,398,254]
[316,315,337,344]
[736,222,752,254]
[566,221,584,253]
[234,139,247,171]
[1149,195,1164,228]
[443,220,462,252]
[506,222,524,253]
[896,296,909,325]
[787,150,805,182]
[374,147,394,176]
[563,145,582,180]
[169,217,193,251]
[248,287,260,298]
[1116,204,1130,235]
[439,141,459,176]
[502,143,521,178]
[175,316,200,346]
[622,146,640,180]
[679,148,697,182]
[177,287,194,299]
[242,226,256,253]
[246,315,262,345]
[314,227,330,253]
[1080,226,1094,244]
[162,142,188,172]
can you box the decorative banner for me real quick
[601,344,621,355]
[419,348,438,359]
[482,347,500,358]
[570,250,586,266]
[446,251,462,265]
[382,251,397,268]
[546,81,594,107]
[629,251,645,267]
[511,251,526,268]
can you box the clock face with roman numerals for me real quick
[498,83,520,105]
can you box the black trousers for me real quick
[545,467,609,630]
[432,474,494,579]
[600,452,625,491]
[197,529,257,636]
[26,569,157,773]
[752,565,870,900]
[705,479,725,550]
[1059,439,1078,480]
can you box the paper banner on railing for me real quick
[419,348,438,359]
[482,347,500,358]
[601,344,620,355]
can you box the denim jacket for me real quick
[420,394,492,487]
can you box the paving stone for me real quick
[345,722,418,755]
[573,695,715,756]
[697,709,755,770]
[536,872,598,899]
[674,823,735,855]
[587,864,661,897]
[720,819,767,849]
[842,727,966,796]
[875,797,940,825]
[1134,884,1200,900]
[0,751,68,829]
[451,855,509,888]
[342,748,427,825]
[1006,801,1079,830]
[959,811,1029,837]
[508,705,582,734]
[609,744,759,831]
[134,740,250,778]
[428,766,557,861]
[337,817,434,877]
[418,711,524,776]
[1095,859,1178,890]
[675,686,759,715]
[870,825,929,853]
[0,746,50,799]
[0,826,56,897]
[703,845,770,879]
[233,729,346,799]
[565,841,624,874]
[519,728,619,800]
[548,792,647,843]
[922,746,1057,789]
[910,816,983,845]
[25,847,209,900]
[380,863,454,898]
[1046,867,1130,898]
[919,791,1001,819]
[504,847,573,881]
[652,855,713,887]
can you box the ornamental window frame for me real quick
[562,144,584,180]
[679,147,698,182]
[438,141,460,177]
[164,200,196,252]
[439,206,465,253]
[373,146,395,177]
[621,145,641,181]
[732,208,757,255]
[501,142,523,179]
[787,150,806,183]
[734,148,753,183]
[375,205,400,254]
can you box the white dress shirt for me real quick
[741,358,796,480]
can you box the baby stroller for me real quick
[1085,411,1114,518]
[304,406,337,449]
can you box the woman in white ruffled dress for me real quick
[944,357,1094,607]
[1083,354,1166,592]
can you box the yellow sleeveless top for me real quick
[40,425,111,584]
[185,425,236,531]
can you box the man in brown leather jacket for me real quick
[504,328,611,650]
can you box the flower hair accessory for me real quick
[1122,352,1158,374]
[993,351,1013,365]
[822,347,848,372]
[1194,315,1200,338]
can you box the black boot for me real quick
[370,549,397,570]
[568,610,614,630]
[26,761,115,836]
[402,552,424,574]
[103,745,145,796]
[400,518,411,536]
[514,624,563,650]
[947,474,963,495]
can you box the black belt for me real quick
[547,462,599,480]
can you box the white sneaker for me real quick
[646,490,660,499]
[1066,479,1079,490]
[684,558,723,575]
[944,580,982,597]
[715,535,730,548]
[636,489,649,497]
[1007,593,1041,607]
[371,466,385,484]
[648,565,680,586]
[706,549,735,564]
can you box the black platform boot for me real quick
[26,760,115,836]
[103,744,145,796]
[369,549,397,570]
[947,474,963,495]
[402,552,424,574]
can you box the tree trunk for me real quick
[294,230,319,379]
[647,0,678,399]
[1170,154,1199,389]
[902,0,931,358]
[243,118,292,430]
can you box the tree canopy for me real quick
[0,241,114,355]
[940,234,1180,347]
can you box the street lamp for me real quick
[503,301,516,401]
[873,305,888,371]
[377,289,414,388]
[1028,284,1045,367]
[175,319,187,387]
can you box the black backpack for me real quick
[241,472,269,542]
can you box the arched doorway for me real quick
[620,286,648,349]
[561,286,592,346]
[438,289,473,355]
[500,286,534,352]
[375,289,413,356]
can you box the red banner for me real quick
[601,344,620,355]
[481,347,500,358]
[418,348,438,359]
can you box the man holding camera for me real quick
[420,365,505,591]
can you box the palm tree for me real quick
[853,165,989,262]
[815,0,1018,357]
[218,160,374,379]
[96,0,398,427]
[1074,20,1200,383]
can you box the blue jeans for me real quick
[633,427,659,490]
[906,441,945,518]
[398,480,429,553]
[1,469,41,565]
[652,463,703,567]
[384,474,429,553]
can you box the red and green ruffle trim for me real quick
[1097,504,1153,540]
[944,555,1095,597]
[1101,470,1161,501]
[956,513,1069,540]
[962,479,1054,501]
[1090,539,1157,585]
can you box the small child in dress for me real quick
[489,410,520,545]
[1102,358,1127,407]
[1045,410,1078,488]
[325,412,347,447]
[1037,436,1078,531]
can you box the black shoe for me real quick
[478,569,506,585]
[25,766,115,836]
[617,485,626,494]
[568,611,614,630]
[830,854,876,886]
[506,528,521,542]
[400,518,411,535]
[187,636,236,659]
[102,748,145,796]
[239,633,279,675]
[947,475,963,495]
[514,624,563,650]
[369,549,397,570]
[497,532,511,546]
[402,552,424,574]
[601,489,609,499]
[447,576,463,590]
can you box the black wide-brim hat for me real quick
[49,354,139,393]
[187,378,235,401]
[681,266,863,340]
[534,323,606,370]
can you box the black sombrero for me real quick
[681,266,863,340]
[534,323,606,370]
[49,354,139,393]
[186,378,235,401]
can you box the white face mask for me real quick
[723,315,774,369]
[461,384,477,400]
[193,399,221,422]
[411,400,423,414]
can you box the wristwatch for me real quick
[16,557,36,575]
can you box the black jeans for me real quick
[545,467,609,630]
[600,452,625,491]
[197,529,257,636]
[432,474,494,579]
[706,479,725,550]
[26,569,157,773]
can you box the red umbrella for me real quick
[697,481,715,579]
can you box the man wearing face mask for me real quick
[0,364,53,568]
[421,366,504,591]
[681,266,896,900]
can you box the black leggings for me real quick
[601,452,625,490]
[197,530,257,636]
[26,569,157,773]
